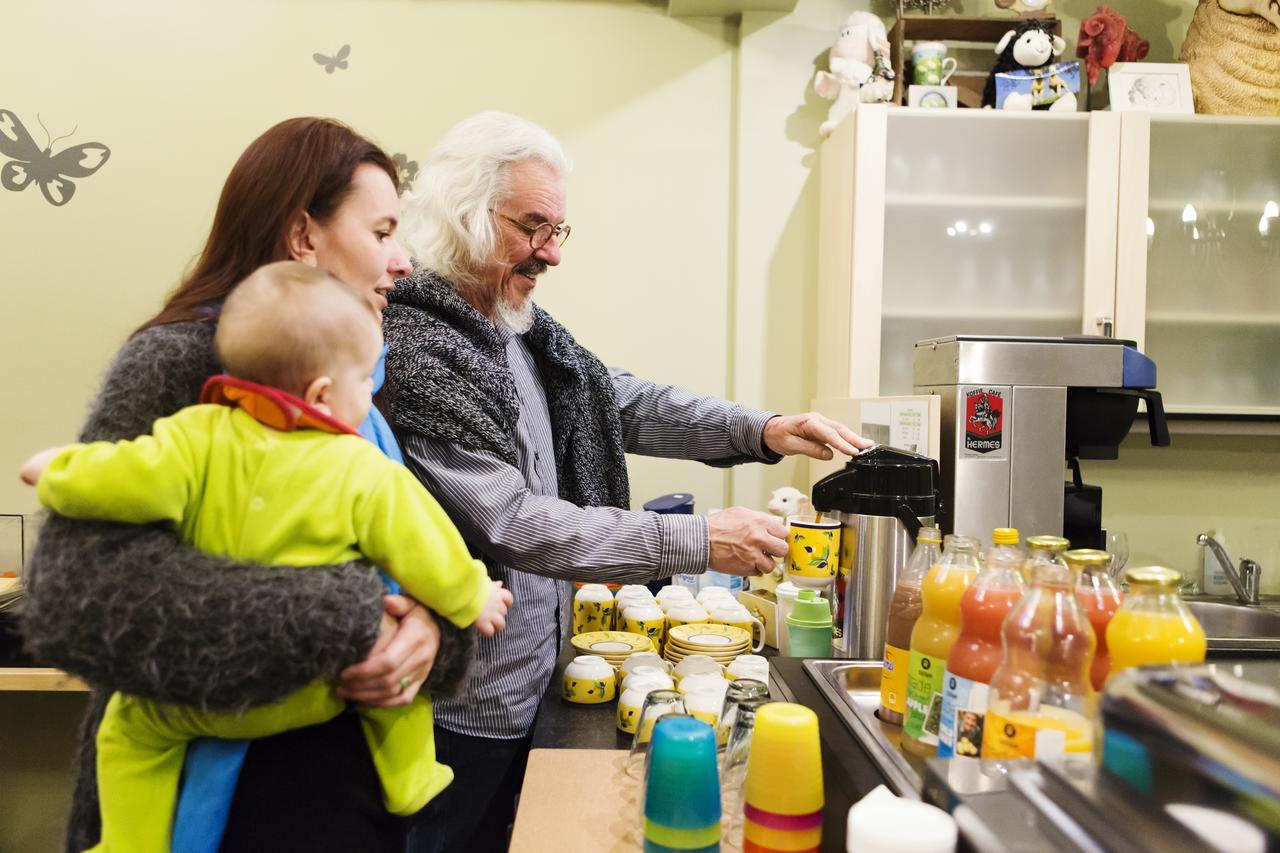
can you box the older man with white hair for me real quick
[380,111,869,851]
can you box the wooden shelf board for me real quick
[886,193,1085,210]
[0,667,89,692]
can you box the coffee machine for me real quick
[810,447,940,659]
[912,335,1170,547]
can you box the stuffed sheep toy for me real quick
[982,18,1069,109]
[767,486,811,520]
[815,12,895,137]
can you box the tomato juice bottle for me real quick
[1068,549,1123,691]
[937,547,1026,759]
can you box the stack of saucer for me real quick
[664,623,751,666]
[570,631,657,668]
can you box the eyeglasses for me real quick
[492,210,571,249]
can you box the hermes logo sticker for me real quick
[964,389,1003,454]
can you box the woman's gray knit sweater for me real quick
[21,320,472,852]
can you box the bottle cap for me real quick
[786,590,832,627]
[1124,565,1182,590]
[1026,535,1071,552]
[643,716,721,834]
[992,528,1019,546]
[1064,549,1111,571]
[846,785,957,853]
[942,534,980,553]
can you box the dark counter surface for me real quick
[529,646,893,852]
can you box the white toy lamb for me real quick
[815,12,896,137]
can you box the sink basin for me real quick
[1186,601,1280,653]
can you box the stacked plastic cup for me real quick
[643,716,722,853]
[742,703,823,853]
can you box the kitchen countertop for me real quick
[527,645,897,852]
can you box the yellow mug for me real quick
[786,516,841,589]
[572,584,616,635]
[708,606,766,653]
[664,604,709,631]
[561,656,617,705]
[620,604,666,650]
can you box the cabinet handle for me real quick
[1095,316,1114,337]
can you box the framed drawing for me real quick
[1107,62,1194,114]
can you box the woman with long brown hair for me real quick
[24,117,467,852]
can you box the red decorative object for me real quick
[1077,6,1149,86]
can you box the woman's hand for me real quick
[337,595,440,708]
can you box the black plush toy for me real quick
[982,18,1067,108]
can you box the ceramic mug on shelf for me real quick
[708,605,766,653]
[911,41,958,86]
[620,604,667,648]
[572,583,616,635]
[562,655,617,704]
[664,603,710,631]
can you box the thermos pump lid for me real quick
[810,446,939,517]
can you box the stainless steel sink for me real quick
[1186,600,1280,652]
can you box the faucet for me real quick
[1197,534,1261,606]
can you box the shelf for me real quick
[666,0,795,14]
[886,193,1085,211]
[0,667,89,692]
[1163,404,1280,418]
[1148,200,1280,216]
[883,310,1077,323]
[1146,312,1280,327]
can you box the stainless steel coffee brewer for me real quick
[811,447,939,660]
[912,335,1169,548]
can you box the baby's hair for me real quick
[215,261,380,396]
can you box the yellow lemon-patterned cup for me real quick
[786,516,841,590]
[664,603,709,632]
[620,604,667,650]
[561,656,617,704]
[572,584,616,635]
[708,606,766,653]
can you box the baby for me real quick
[22,261,511,852]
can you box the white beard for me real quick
[496,295,535,334]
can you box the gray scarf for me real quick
[380,267,630,510]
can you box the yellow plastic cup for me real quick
[743,702,824,818]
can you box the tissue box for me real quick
[738,588,779,649]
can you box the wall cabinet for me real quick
[818,105,1280,417]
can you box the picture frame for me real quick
[1107,62,1194,114]
[907,84,958,109]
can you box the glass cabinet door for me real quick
[878,110,1099,394]
[1141,116,1280,414]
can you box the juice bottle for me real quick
[1108,566,1206,676]
[937,547,1026,759]
[989,527,1023,565]
[878,527,943,726]
[1021,534,1070,584]
[981,547,1097,772]
[1068,549,1123,691]
[902,534,981,756]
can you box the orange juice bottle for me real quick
[982,545,1097,772]
[878,527,943,726]
[902,534,981,756]
[937,547,1026,759]
[1068,549,1123,691]
[1108,566,1206,676]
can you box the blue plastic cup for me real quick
[643,715,721,852]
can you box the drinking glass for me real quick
[626,689,686,779]
[720,696,775,850]
[717,678,770,749]
[1106,530,1130,580]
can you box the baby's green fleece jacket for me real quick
[38,403,490,849]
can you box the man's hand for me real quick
[337,595,440,708]
[19,446,65,486]
[473,580,513,637]
[762,413,872,461]
[707,507,787,576]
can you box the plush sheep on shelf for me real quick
[815,12,896,137]
[983,18,1068,108]
[767,486,810,520]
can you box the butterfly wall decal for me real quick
[392,153,418,195]
[314,44,350,74]
[0,109,110,207]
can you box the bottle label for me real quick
[903,650,946,745]
[880,644,910,716]
[937,673,989,758]
[982,707,1094,760]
